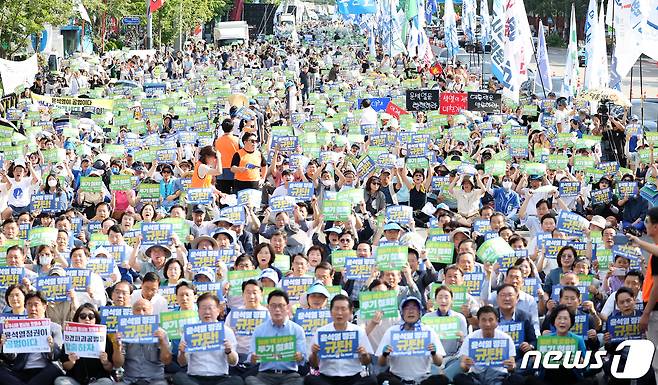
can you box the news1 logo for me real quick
[520,340,655,379]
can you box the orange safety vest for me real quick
[190,161,213,189]
[643,254,654,303]
[234,149,261,182]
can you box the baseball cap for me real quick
[48,266,66,276]
[383,222,403,231]
[400,296,422,312]
[259,268,280,285]
[306,282,330,298]
[194,266,216,282]
[589,215,606,229]
[192,205,205,213]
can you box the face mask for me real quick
[322,180,333,187]
[502,181,512,190]
[40,256,53,266]
[48,179,57,187]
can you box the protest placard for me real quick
[390,330,430,356]
[280,276,315,301]
[359,290,399,320]
[288,182,315,201]
[117,315,159,343]
[185,188,214,205]
[160,310,198,340]
[36,276,71,302]
[439,92,468,115]
[227,270,260,297]
[230,309,268,336]
[140,222,173,246]
[468,338,509,367]
[65,268,91,291]
[345,256,376,280]
[237,189,262,207]
[79,177,103,193]
[2,318,51,353]
[421,316,461,340]
[99,306,133,333]
[406,90,440,111]
[497,321,525,347]
[193,282,225,301]
[318,330,359,359]
[607,314,642,343]
[0,267,25,289]
[463,272,485,295]
[188,249,221,269]
[476,237,514,264]
[28,227,58,247]
[556,211,588,236]
[322,200,351,221]
[375,245,408,271]
[425,240,454,264]
[558,181,581,198]
[255,335,296,362]
[269,196,297,213]
[294,309,332,337]
[467,92,502,113]
[183,322,225,352]
[63,322,107,358]
[385,205,413,227]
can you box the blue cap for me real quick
[400,296,422,312]
[383,222,403,231]
[306,282,330,298]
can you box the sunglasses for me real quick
[78,313,95,321]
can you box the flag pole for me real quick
[532,20,547,98]
[640,56,644,125]
[146,0,153,49]
[629,66,633,117]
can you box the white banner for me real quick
[0,55,38,96]
[1,318,51,354]
[64,322,107,358]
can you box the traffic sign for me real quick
[122,16,141,26]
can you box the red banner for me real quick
[385,101,408,120]
[439,92,468,115]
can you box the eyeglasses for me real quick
[371,182,380,186]
[268,303,287,309]
[339,239,351,243]
[79,313,95,320]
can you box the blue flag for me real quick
[535,21,553,91]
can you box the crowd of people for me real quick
[0,19,656,385]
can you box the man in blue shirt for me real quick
[246,290,306,385]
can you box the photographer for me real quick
[597,103,628,167]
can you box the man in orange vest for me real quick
[230,132,266,192]
[628,206,658,380]
[214,118,240,194]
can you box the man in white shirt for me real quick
[174,292,243,385]
[376,297,448,385]
[130,271,169,315]
[455,306,519,385]
[359,99,378,127]
[307,294,376,385]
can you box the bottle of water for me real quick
[382,381,390,385]
[115,367,124,382]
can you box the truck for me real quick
[213,21,249,46]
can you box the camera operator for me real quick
[596,103,627,167]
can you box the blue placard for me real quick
[468,338,509,367]
[288,182,315,202]
[607,314,642,343]
[219,206,246,226]
[183,322,225,352]
[117,315,159,343]
[521,277,539,298]
[273,136,299,152]
[188,249,220,269]
[556,211,587,236]
[269,196,297,213]
[30,193,67,213]
[36,276,71,302]
[0,267,24,289]
[186,188,214,205]
[472,219,492,234]
[390,330,431,356]
[193,282,225,301]
[385,205,413,227]
[590,188,612,205]
[550,313,589,336]
[100,306,133,333]
[345,257,376,280]
[497,321,525,347]
[230,309,268,336]
[358,98,390,112]
[318,330,359,359]
[293,309,332,337]
[558,181,581,198]
[65,268,91,291]
[140,222,173,246]
[280,276,315,301]
[617,181,638,198]
[463,272,485,295]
